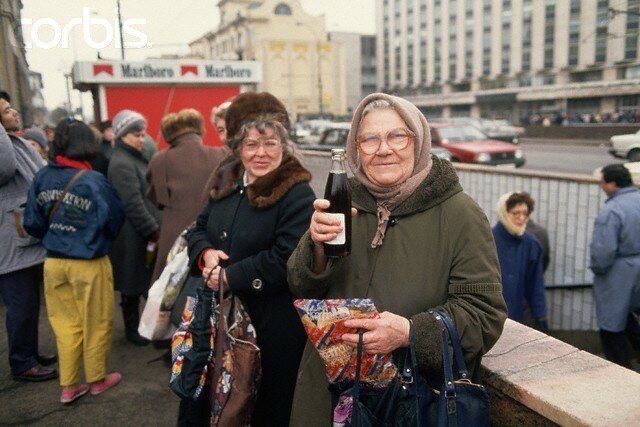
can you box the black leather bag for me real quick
[170,274,202,327]
[331,311,489,427]
[330,326,436,426]
[428,310,490,427]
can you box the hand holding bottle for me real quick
[310,199,357,246]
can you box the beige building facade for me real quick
[190,0,347,117]
[378,0,640,122]
[0,0,37,125]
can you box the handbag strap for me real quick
[406,322,422,427]
[433,312,459,426]
[353,332,364,400]
[436,310,470,380]
[48,169,87,223]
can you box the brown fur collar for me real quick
[209,154,312,208]
[349,155,462,215]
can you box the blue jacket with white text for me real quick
[24,163,124,259]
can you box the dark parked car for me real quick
[299,123,453,161]
[429,122,525,167]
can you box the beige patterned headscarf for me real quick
[346,93,433,248]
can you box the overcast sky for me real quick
[21,0,376,115]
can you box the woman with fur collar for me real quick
[180,92,315,426]
[287,93,507,424]
[146,108,227,284]
[492,191,548,329]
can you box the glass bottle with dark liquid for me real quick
[324,148,351,258]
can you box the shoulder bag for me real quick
[331,310,490,426]
[169,269,261,426]
[49,169,87,222]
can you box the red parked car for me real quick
[429,122,525,167]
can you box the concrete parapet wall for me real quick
[483,320,640,426]
[525,124,640,140]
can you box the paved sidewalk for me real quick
[0,292,180,426]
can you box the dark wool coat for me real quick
[108,140,161,296]
[146,132,227,284]
[187,154,315,426]
[287,156,508,425]
[492,222,546,322]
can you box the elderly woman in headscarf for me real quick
[287,93,508,423]
[179,92,315,426]
[492,191,547,330]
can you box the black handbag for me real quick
[429,310,490,427]
[331,311,489,427]
[330,325,436,426]
[170,274,202,327]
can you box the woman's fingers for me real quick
[203,266,222,291]
[313,198,330,211]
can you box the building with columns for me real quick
[189,0,348,117]
[378,0,640,122]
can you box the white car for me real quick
[609,130,640,162]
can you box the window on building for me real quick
[544,1,555,69]
[566,0,581,66]
[408,40,414,86]
[625,0,640,59]
[482,1,491,76]
[624,64,640,79]
[569,70,603,82]
[619,95,640,111]
[595,0,609,63]
[274,3,292,15]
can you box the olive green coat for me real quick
[286,156,507,426]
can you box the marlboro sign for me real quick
[73,60,262,84]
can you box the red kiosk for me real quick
[72,60,262,148]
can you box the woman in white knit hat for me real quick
[107,109,161,346]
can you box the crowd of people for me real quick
[1,86,639,424]
[525,110,640,126]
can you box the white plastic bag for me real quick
[138,248,189,340]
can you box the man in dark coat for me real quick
[91,120,114,175]
[108,110,161,346]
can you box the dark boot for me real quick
[121,295,149,346]
[600,329,631,368]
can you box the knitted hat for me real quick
[23,127,48,149]
[225,92,290,148]
[112,109,146,139]
[161,108,205,144]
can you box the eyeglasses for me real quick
[356,127,414,155]
[507,210,529,219]
[242,137,282,154]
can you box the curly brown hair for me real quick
[506,192,535,214]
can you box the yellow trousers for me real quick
[44,256,114,386]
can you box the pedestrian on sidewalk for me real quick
[146,109,227,285]
[180,92,315,425]
[108,110,161,346]
[0,91,57,382]
[590,164,640,368]
[23,118,125,404]
[493,191,548,331]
